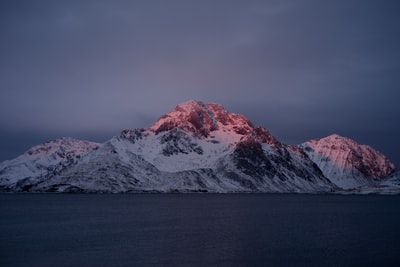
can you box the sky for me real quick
[1,0,400,167]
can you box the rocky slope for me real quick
[340,171,400,195]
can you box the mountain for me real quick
[300,134,396,189]
[0,138,99,191]
[0,100,335,193]
[0,100,397,193]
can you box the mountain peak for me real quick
[311,133,360,148]
[326,133,345,139]
[301,134,396,188]
[174,99,209,109]
[0,137,99,188]
[26,137,99,157]
[149,100,254,137]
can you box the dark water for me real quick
[1,194,400,266]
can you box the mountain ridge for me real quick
[0,100,397,194]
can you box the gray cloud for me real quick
[0,0,399,166]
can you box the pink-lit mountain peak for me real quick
[149,100,254,137]
[304,133,396,180]
[309,133,358,147]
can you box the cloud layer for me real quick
[1,0,399,166]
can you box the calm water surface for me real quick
[1,194,400,266]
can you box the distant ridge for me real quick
[300,134,395,189]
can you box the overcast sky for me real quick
[1,0,399,167]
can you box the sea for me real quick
[1,193,399,266]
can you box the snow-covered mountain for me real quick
[0,138,99,191]
[0,100,397,193]
[300,134,396,189]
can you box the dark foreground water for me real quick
[1,194,400,267]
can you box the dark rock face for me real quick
[120,128,146,144]
[160,129,203,156]
[234,135,275,179]
[232,127,328,186]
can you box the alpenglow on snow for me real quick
[0,100,397,193]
